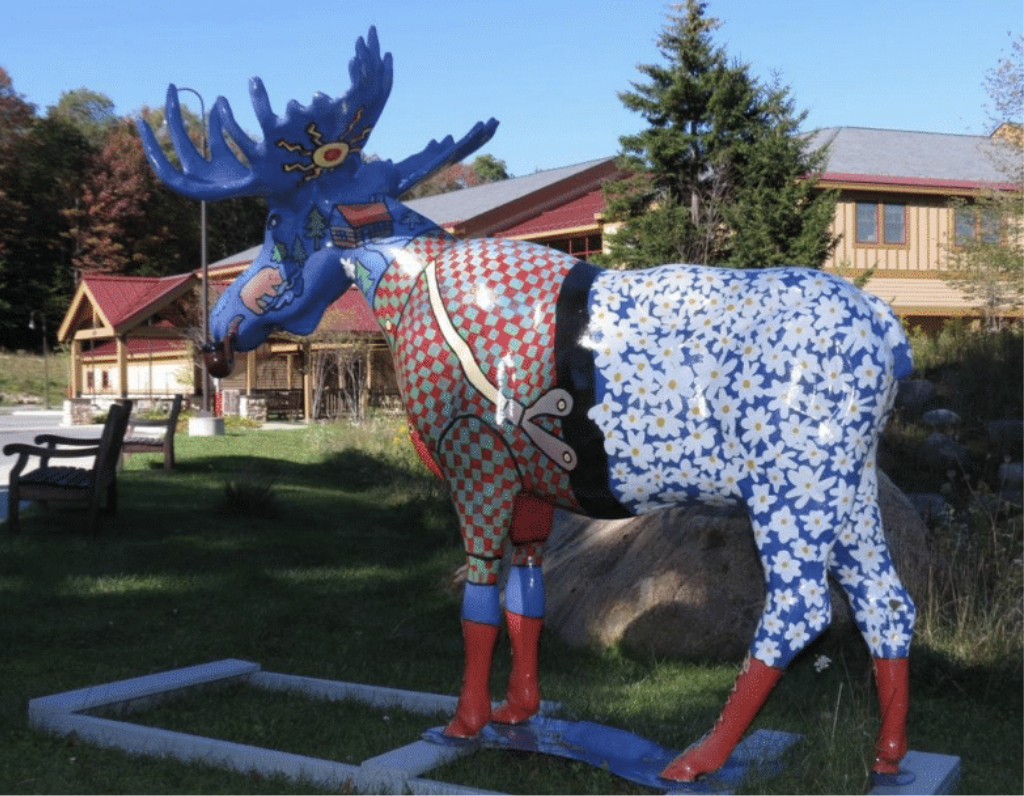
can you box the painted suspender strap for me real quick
[554,261,632,519]
[424,261,577,471]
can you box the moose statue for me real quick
[138,28,915,784]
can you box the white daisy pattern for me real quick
[584,265,916,668]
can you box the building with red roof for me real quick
[58,273,198,400]
[57,125,1020,420]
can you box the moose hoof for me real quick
[659,757,702,783]
[443,711,490,739]
[491,699,538,725]
[659,740,723,783]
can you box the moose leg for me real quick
[662,506,832,782]
[828,459,915,777]
[493,548,545,724]
[493,494,553,725]
[445,577,501,738]
[439,417,521,738]
[872,657,910,776]
[660,656,784,782]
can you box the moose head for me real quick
[137,27,497,376]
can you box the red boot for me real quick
[872,657,910,776]
[444,619,499,738]
[661,657,784,782]
[492,612,543,724]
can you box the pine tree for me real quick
[290,234,308,267]
[305,206,328,252]
[599,1,837,270]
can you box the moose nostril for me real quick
[203,337,235,378]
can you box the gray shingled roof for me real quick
[209,157,615,269]
[209,128,1016,270]
[404,157,614,225]
[808,127,1015,186]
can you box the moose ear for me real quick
[393,118,499,196]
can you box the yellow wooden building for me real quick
[57,125,1020,417]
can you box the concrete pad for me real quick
[27,659,961,795]
[357,740,475,794]
[29,658,260,721]
[869,750,961,796]
[29,659,484,794]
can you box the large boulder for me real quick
[540,471,931,662]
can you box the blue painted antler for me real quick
[137,26,495,202]
[394,118,499,196]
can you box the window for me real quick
[543,234,603,262]
[954,206,1000,245]
[856,202,906,246]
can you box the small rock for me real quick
[998,462,1024,489]
[896,379,934,413]
[919,432,970,472]
[986,419,1024,461]
[922,409,961,427]
[907,493,952,523]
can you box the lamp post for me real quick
[28,310,49,409]
[175,86,211,414]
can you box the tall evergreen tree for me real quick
[599,1,837,270]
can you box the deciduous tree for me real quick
[943,36,1023,330]
[0,70,94,349]
[402,154,510,198]
[48,88,118,148]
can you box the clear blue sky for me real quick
[3,1,1021,176]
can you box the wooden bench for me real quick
[265,390,304,420]
[122,394,184,470]
[3,401,132,535]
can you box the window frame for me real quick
[540,232,604,262]
[953,205,1001,247]
[854,201,908,248]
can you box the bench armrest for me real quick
[3,442,101,481]
[33,433,102,447]
[4,443,101,459]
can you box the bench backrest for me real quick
[167,394,184,429]
[97,401,133,480]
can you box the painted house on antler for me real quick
[57,126,1020,419]
[330,201,394,247]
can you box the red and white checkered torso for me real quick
[372,237,584,514]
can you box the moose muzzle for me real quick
[202,335,236,379]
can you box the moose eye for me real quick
[266,214,280,230]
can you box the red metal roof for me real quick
[318,286,379,334]
[81,334,187,359]
[498,188,606,237]
[819,171,1020,193]
[83,273,195,329]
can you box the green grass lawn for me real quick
[1,418,1020,794]
[0,350,68,406]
